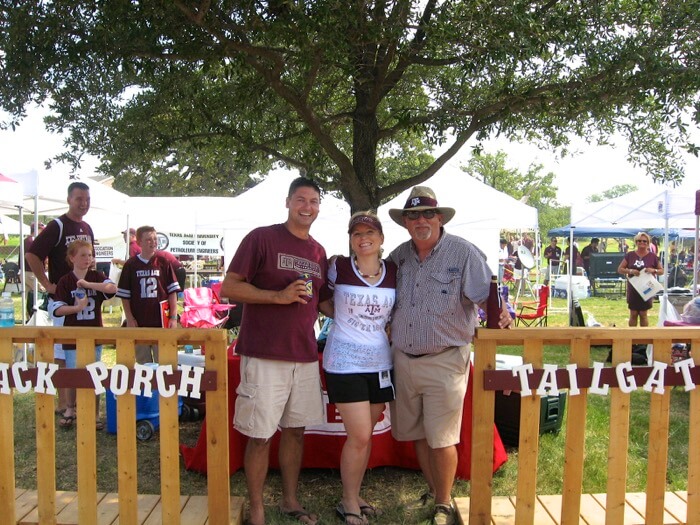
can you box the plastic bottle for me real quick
[0,292,14,328]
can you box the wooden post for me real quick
[560,337,589,525]
[206,331,232,525]
[605,337,632,525]
[515,338,544,524]
[0,334,15,523]
[159,335,182,524]
[645,338,672,525]
[469,332,496,525]
[76,336,98,524]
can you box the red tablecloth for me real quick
[180,348,507,479]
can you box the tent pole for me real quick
[568,226,574,321]
[18,206,26,325]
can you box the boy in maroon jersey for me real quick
[116,226,180,363]
[52,239,117,428]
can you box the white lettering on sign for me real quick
[3,361,206,398]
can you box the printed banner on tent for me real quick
[157,232,224,256]
[94,245,115,260]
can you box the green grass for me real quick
[6,289,692,523]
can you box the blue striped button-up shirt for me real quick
[389,230,492,356]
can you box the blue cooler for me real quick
[105,364,183,440]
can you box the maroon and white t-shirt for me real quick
[116,253,181,327]
[51,270,114,349]
[323,256,397,374]
[227,223,330,363]
[28,214,94,290]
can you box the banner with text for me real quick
[157,232,224,257]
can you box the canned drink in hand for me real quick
[298,273,313,299]
[75,288,86,300]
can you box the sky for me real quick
[1,105,698,209]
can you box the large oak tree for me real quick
[1,1,698,209]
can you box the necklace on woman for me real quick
[353,256,382,278]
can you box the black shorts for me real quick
[325,370,395,404]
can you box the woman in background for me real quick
[617,232,663,327]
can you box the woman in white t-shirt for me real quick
[321,211,397,525]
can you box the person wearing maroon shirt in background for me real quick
[27,181,94,417]
[116,226,180,363]
[156,248,186,291]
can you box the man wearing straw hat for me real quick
[388,186,511,525]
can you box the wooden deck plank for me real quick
[18,490,77,525]
[14,490,245,525]
[578,493,607,525]
[490,496,516,525]
[454,492,688,525]
[454,496,470,525]
[509,496,557,525]
[117,493,163,525]
[55,491,106,524]
[141,495,189,525]
[179,495,209,525]
[536,495,562,523]
[14,489,38,524]
[590,493,645,525]
[96,492,121,525]
[624,492,681,524]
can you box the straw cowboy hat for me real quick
[388,185,456,227]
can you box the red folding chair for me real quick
[515,285,549,327]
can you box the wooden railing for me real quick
[0,326,231,525]
[470,326,700,525]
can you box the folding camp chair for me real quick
[180,286,236,329]
[515,284,549,327]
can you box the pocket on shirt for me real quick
[420,272,461,314]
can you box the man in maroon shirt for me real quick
[221,177,330,525]
[26,181,94,414]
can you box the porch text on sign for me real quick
[0,361,206,398]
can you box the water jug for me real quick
[0,292,14,328]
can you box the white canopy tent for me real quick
[570,180,700,305]
[197,169,352,261]
[377,168,539,276]
[571,182,699,230]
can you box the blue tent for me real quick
[547,225,692,239]
[546,225,638,238]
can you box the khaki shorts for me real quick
[390,345,469,448]
[234,356,324,439]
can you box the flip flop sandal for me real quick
[59,414,76,428]
[279,507,319,524]
[359,504,381,517]
[336,503,367,525]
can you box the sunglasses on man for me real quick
[403,209,439,220]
